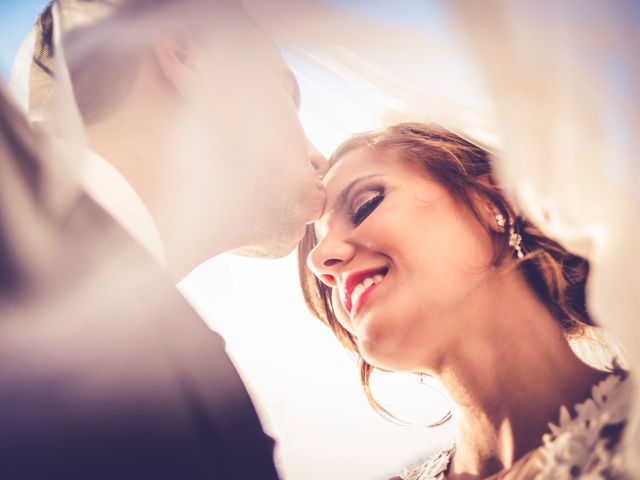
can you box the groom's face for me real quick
[173,25,328,259]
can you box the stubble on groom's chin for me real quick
[230,245,285,259]
[229,233,299,259]
[230,221,304,259]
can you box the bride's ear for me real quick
[152,22,201,98]
[474,174,511,233]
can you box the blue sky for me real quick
[0,0,48,81]
[323,0,447,28]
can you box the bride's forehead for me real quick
[323,147,412,191]
[324,149,382,185]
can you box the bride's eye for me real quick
[350,190,384,226]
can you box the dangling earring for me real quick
[416,373,452,427]
[508,228,524,259]
[495,214,524,259]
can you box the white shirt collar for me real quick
[79,150,166,267]
[10,29,166,268]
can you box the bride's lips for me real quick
[341,267,388,315]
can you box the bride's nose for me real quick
[307,233,355,286]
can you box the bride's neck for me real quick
[430,267,608,479]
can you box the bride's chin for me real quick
[355,317,432,372]
[357,334,408,372]
[359,347,410,373]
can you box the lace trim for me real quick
[537,373,631,479]
[397,373,632,480]
[397,447,453,480]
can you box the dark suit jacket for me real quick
[0,86,280,479]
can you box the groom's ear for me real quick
[152,22,201,97]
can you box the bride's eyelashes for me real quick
[350,188,385,226]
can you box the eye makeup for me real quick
[349,186,385,226]
[315,173,387,236]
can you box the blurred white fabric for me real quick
[450,3,639,472]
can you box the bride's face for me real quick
[307,147,496,372]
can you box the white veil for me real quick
[242,0,640,470]
[9,0,639,474]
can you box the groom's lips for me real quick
[305,183,327,224]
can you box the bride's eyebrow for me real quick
[332,173,386,211]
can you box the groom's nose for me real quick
[307,141,329,178]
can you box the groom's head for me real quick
[57,0,327,270]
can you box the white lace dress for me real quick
[394,373,633,480]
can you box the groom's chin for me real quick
[230,229,304,260]
[229,243,293,260]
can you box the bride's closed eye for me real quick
[350,188,385,226]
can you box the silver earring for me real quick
[416,373,452,427]
[495,214,524,259]
[508,228,524,259]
